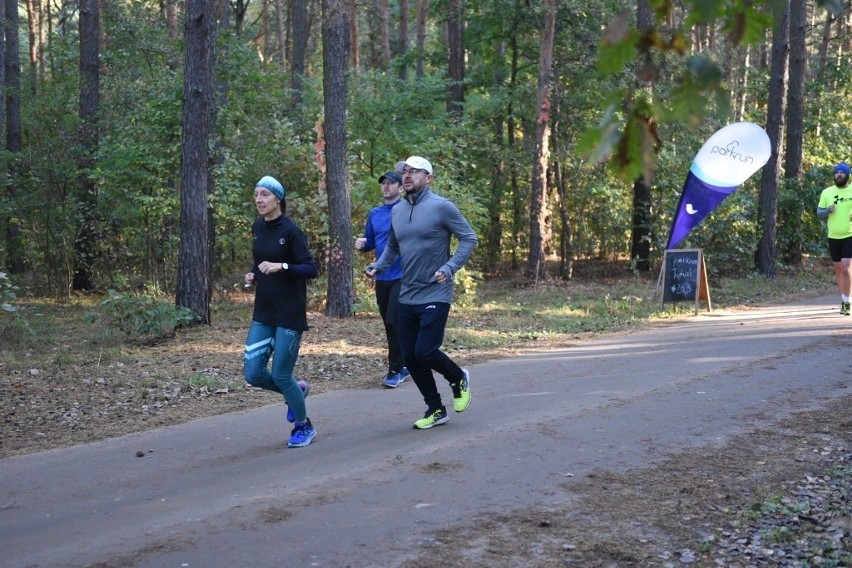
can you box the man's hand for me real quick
[355,237,367,251]
[435,270,448,284]
[364,266,377,279]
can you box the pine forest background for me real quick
[1,0,850,323]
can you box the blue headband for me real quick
[256,176,285,200]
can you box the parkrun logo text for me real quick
[710,140,755,164]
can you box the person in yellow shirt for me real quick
[817,163,852,315]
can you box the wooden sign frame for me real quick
[657,248,712,315]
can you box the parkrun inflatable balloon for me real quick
[666,122,771,249]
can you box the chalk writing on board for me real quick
[669,256,697,296]
[659,249,711,313]
[662,250,700,303]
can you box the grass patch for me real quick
[712,265,836,306]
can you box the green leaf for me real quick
[659,56,725,125]
[683,0,725,25]
[577,101,624,166]
[686,55,723,87]
[724,2,774,45]
[598,33,639,76]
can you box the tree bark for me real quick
[291,0,308,109]
[738,46,750,121]
[397,0,408,80]
[552,79,572,280]
[755,2,789,278]
[322,0,354,317]
[818,12,832,73]
[0,0,4,140]
[508,9,520,269]
[232,0,249,35]
[218,0,231,31]
[274,0,286,67]
[25,0,38,92]
[166,0,178,40]
[4,0,23,275]
[36,0,46,81]
[415,0,428,79]
[629,0,652,272]
[525,0,555,281]
[445,0,463,117]
[213,0,231,282]
[262,0,272,61]
[782,0,805,266]
[73,0,100,291]
[379,0,391,69]
[176,0,217,324]
[485,42,506,270]
[348,0,359,70]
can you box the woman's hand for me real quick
[258,261,284,274]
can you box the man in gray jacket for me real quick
[366,156,478,429]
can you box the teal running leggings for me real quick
[243,321,306,422]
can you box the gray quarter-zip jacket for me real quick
[368,187,477,305]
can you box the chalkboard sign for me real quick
[658,249,711,314]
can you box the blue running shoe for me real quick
[381,372,400,388]
[287,418,317,448]
[381,369,407,388]
[286,380,310,423]
[397,367,409,384]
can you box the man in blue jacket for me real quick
[366,156,478,429]
[356,170,410,387]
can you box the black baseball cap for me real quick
[378,171,403,184]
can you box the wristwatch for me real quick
[281,263,289,271]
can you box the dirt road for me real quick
[2,296,850,567]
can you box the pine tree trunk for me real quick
[485,42,506,271]
[756,2,789,278]
[291,0,308,109]
[445,0,463,117]
[348,0,359,70]
[274,0,285,66]
[630,0,652,272]
[525,0,555,281]
[262,0,271,61]
[73,0,100,291]
[322,0,354,317]
[551,88,572,281]
[176,0,217,324]
[25,0,38,90]
[166,0,178,40]
[415,0,428,79]
[508,4,520,269]
[379,0,391,69]
[4,0,23,275]
[397,0,408,80]
[782,0,805,266]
